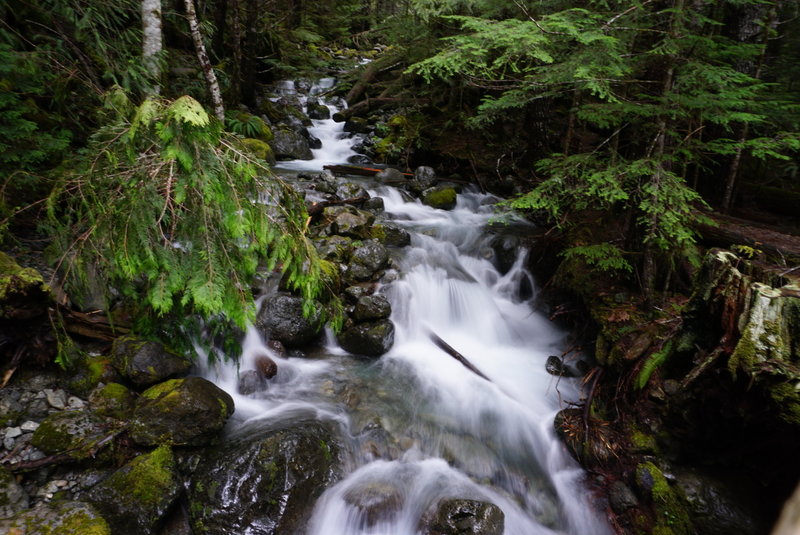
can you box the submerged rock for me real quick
[343,481,403,526]
[188,420,342,535]
[420,499,505,535]
[129,377,234,447]
[88,445,180,535]
[256,294,323,348]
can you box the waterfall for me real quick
[201,79,612,535]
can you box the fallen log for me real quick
[427,330,492,382]
[322,164,413,178]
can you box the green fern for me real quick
[635,341,674,390]
[46,94,341,358]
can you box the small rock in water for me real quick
[545,356,574,377]
[255,354,278,379]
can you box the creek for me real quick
[200,79,613,535]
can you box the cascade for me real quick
[201,79,612,535]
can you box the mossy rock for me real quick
[67,354,122,397]
[0,500,110,535]
[337,319,395,357]
[635,462,693,535]
[240,138,276,165]
[31,410,119,461]
[111,336,192,389]
[87,445,180,535]
[421,187,457,210]
[314,235,354,264]
[88,382,136,420]
[0,251,50,320]
[129,377,234,447]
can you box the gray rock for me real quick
[338,320,395,357]
[31,410,116,460]
[306,99,331,120]
[188,420,343,535]
[88,445,180,535]
[256,294,323,348]
[343,481,403,527]
[237,370,265,395]
[307,133,322,149]
[272,127,313,160]
[315,235,354,264]
[608,480,638,514]
[335,182,369,200]
[362,196,385,213]
[420,499,505,535]
[414,166,438,189]
[353,295,392,322]
[0,465,28,517]
[373,223,411,247]
[324,206,376,240]
[88,382,137,420]
[129,377,234,447]
[20,421,39,432]
[344,285,372,304]
[347,154,373,166]
[347,240,389,282]
[44,388,67,409]
[111,336,192,388]
[5,426,22,439]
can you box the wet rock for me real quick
[421,186,457,210]
[336,182,369,200]
[32,410,117,460]
[88,445,180,535]
[306,99,330,120]
[129,377,234,447]
[188,420,342,535]
[67,353,122,396]
[545,355,574,377]
[347,240,389,282]
[271,127,313,160]
[255,354,278,379]
[338,320,395,357]
[315,235,354,264]
[672,468,764,535]
[88,382,137,420]
[0,464,28,517]
[324,205,376,240]
[256,294,323,348]
[344,284,373,304]
[362,196,385,213]
[420,499,504,535]
[344,116,370,134]
[608,480,638,514]
[237,370,264,395]
[353,295,392,322]
[0,500,111,535]
[111,336,192,389]
[348,154,373,165]
[307,133,322,149]
[371,223,410,247]
[414,166,438,190]
[376,167,405,182]
[343,481,403,526]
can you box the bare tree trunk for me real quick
[141,0,163,95]
[184,0,225,121]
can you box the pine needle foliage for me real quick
[46,94,340,354]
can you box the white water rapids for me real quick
[201,79,613,535]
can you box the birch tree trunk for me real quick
[141,0,163,95]
[184,0,225,121]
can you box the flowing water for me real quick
[201,80,612,535]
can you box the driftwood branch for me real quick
[427,330,492,382]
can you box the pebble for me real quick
[44,388,67,410]
[4,437,15,450]
[5,426,22,438]
[67,396,86,409]
[20,421,39,432]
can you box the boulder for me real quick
[344,117,370,134]
[0,465,28,518]
[413,166,438,190]
[338,320,395,357]
[323,206,376,240]
[88,382,137,420]
[362,197,385,214]
[88,445,180,535]
[271,127,313,160]
[188,420,342,535]
[306,99,331,120]
[421,186,457,210]
[307,133,322,149]
[240,138,276,165]
[315,235,354,264]
[420,499,505,535]
[371,223,410,247]
[0,501,111,535]
[256,294,323,347]
[0,251,50,320]
[353,295,392,322]
[129,377,234,447]
[31,410,118,461]
[347,240,389,282]
[111,336,192,389]
[335,182,369,200]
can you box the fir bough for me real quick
[46,95,340,355]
